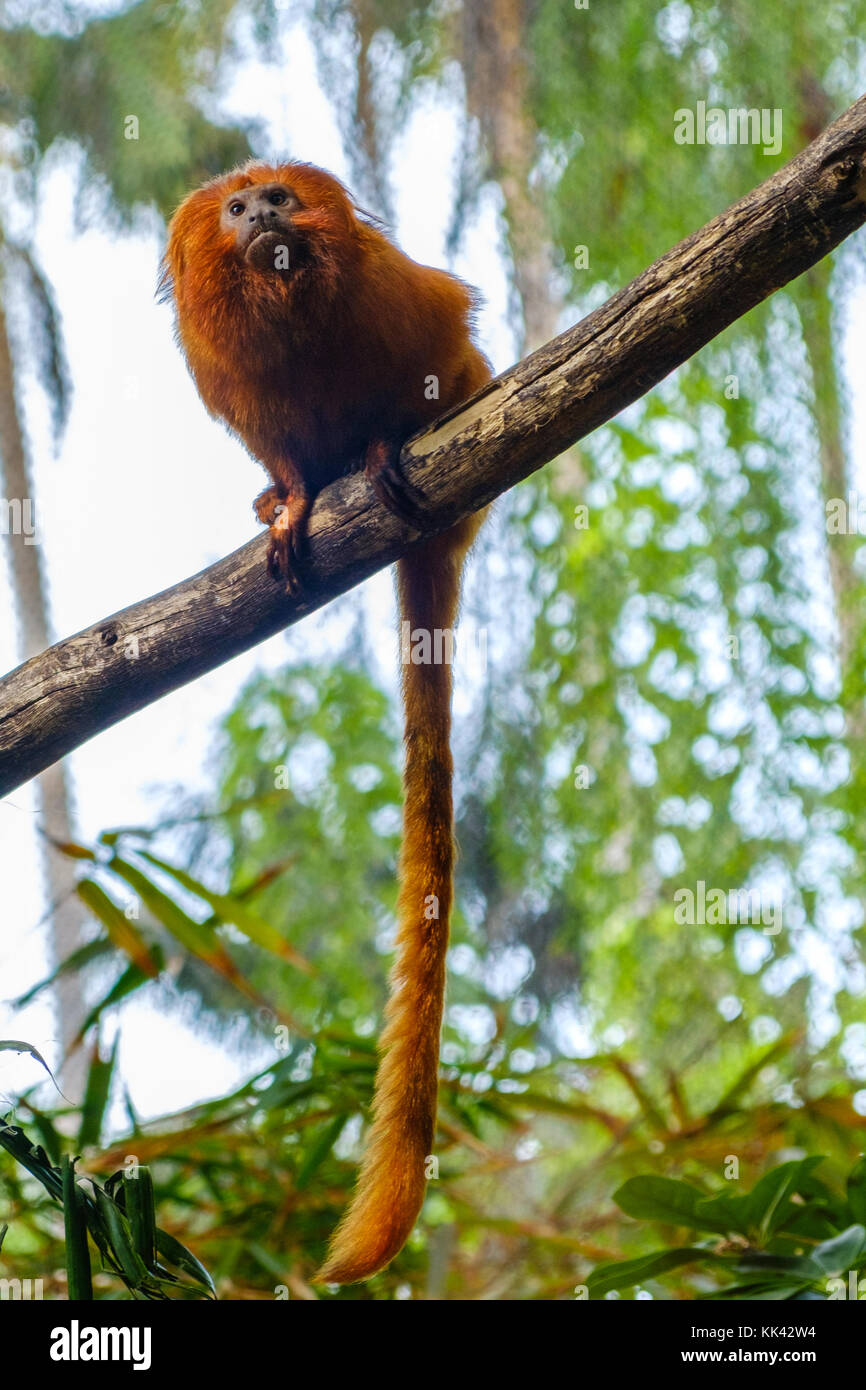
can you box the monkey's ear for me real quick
[352,202,392,234]
[156,252,175,303]
[157,220,186,302]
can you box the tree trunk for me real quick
[462,0,561,352]
[0,296,87,1100]
[798,259,860,685]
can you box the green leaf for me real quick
[610,423,653,460]
[123,1167,157,1271]
[0,1118,63,1199]
[79,1035,119,1150]
[78,962,156,1038]
[77,878,161,977]
[154,1229,216,1295]
[296,1115,345,1190]
[847,1157,866,1224]
[811,1225,866,1276]
[587,1246,722,1296]
[247,1242,286,1280]
[743,1157,825,1239]
[92,1186,150,1287]
[52,839,97,860]
[139,852,314,974]
[107,857,246,988]
[12,939,113,1008]
[0,1039,69,1100]
[736,1251,823,1281]
[702,1282,801,1300]
[63,1156,93,1301]
[692,1193,753,1238]
[782,1207,841,1242]
[613,1176,730,1233]
[744,1285,816,1301]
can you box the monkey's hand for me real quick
[254,484,309,595]
[253,484,283,527]
[364,439,427,531]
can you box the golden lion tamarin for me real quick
[161,160,490,1283]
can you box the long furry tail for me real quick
[316,518,481,1284]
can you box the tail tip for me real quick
[313,1248,390,1286]
[313,1202,420,1285]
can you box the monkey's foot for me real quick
[364,440,427,531]
[265,494,309,595]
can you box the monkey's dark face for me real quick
[220,182,302,273]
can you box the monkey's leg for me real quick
[363,439,427,531]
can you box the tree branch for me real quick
[2,95,866,796]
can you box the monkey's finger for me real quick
[266,540,283,582]
[266,525,303,596]
[284,543,302,597]
[267,529,289,582]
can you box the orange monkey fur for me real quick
[161,161,491,1283]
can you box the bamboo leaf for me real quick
[76,878,161,977]
[296,1116,345,1189]
[154,1228,216,1295]
[0,1039,68,1100]
[139,851,314,974]
[108,857,242,979]
[78,1035,119,1150]
[123,1167,156,1271]
[77,963,155,1040]
[62,1156,93,1300]
[12,939,114,1007]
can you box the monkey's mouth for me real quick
[244,227,298,272]
[245,225,283,245]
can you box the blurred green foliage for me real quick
[589,1155,866,1300]
[0,0,252,220]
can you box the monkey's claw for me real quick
[267,525,302,594]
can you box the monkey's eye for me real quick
[228,201,245,217]
[268,191,286,205]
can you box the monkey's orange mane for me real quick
[159,161,361,361]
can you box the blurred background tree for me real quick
[1,0,866,1300]
[0,0,251,1098]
